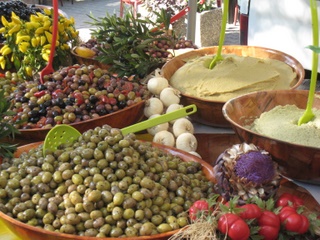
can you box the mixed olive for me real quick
[0,125,215,237]
[4,64,151,129]
[0,71,25,97]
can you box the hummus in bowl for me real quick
[161,46,305,127]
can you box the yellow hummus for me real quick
[170,55,297,102]
[250,105,320,148]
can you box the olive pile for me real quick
[0,125,215,237]
[145,36,197,60]
[5,64,151,129]
[0,71,25,97]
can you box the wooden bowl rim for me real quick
[18,100,145,134]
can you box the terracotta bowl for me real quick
[161,45,305,127]
[222,89,320,184]
[12,101,145,146]
[0,141,216,240]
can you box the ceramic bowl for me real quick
[222,89,320,184]
[0,141,216,240]
[12,101,146,146]
[161,45,305,127]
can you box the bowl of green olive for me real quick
[2,64,150,145]
[0,125,216,240]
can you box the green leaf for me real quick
[306,44,320,53]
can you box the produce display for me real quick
[73,10,197,79]
[143,70,200,157]
[0,71,24,97]
[0,125,215,237]
[3,65,151,129]
[1,1,320,240]
[0,1,44,42]
[250,104,320,148]
[171,193,320,239]
[0,1,78,79]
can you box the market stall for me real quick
[1,0,320,239]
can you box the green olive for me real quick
[43,212,55,224]
[113,192,124,206]
[87,190,102,202]
[177,216,189,227]
[110,227,123,237]
[125,226,138,236]
[134,209,145,221]
[99,224,112,235]
[71,174,83,185]
[81,148,94,160]
[132,191,144,202]
[123,208,134,220]
[139,222,155,236]
[151,214,163,225]
[157,223,172,233]
[112,206,123,221]
[93,148,104,159]
[140,177,155,190]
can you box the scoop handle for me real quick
[121,104,197,135]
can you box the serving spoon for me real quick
[208,0,229,69]
[39,0,59,84]
[43,104,197,155]
[298,0,319,125]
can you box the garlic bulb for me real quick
[172,118,194,137]
[166,103,183,124]
[153,130,175,147]
[144,97,164,118]
[147,114,169,136]
[159,87,180,108]
[147,75,169,95]
[176,132,198,152]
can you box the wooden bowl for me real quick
[0,141,216,240]
[194,133,241,166]
[161,45,305,128]
[12,101,145,146]
[222,89,320,184]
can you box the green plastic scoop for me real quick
[43,104,197,155]
[43,124,81,156]
[298,0,319,126]
[209,0,229,69]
